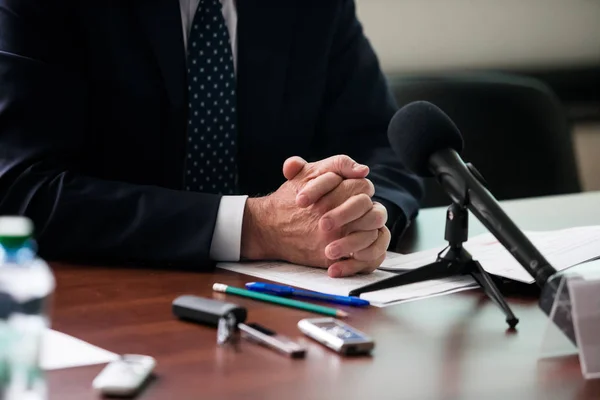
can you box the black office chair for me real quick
[387,72,582,208]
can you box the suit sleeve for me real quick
[0,0,220,268]
[314,0,424,242]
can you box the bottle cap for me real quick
[0,216,34,249]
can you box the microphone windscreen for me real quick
[387,101,464,177]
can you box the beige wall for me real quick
[356,0,600,74]
[355,0,600,192]
[573,124,600,191]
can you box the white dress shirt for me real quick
[180,0,247,262]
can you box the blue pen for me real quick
[245,282,370,307]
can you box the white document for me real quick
[359,276,477,305]
[41,329,119,371]
[380,226,600,284]
[218,226,600,305]
[217,261,477,307]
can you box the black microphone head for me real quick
[387,101,464,177]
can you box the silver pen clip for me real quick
[217,312,240,349]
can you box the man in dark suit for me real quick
[0,0,423,276]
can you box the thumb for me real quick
[283,156,307,180]
[322,155,369,179]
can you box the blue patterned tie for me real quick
[185,0,238,195]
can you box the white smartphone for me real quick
[92,354,156,397]
[297,318,374,355]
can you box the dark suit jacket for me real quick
[0,0,423,268]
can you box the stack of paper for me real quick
[217,261,477,307]
[218,225,600,307]
[381,226,600,283]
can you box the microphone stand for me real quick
[348,201,519,329]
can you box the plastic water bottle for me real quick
[0,216,55,400]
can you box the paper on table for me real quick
[360,275,477,306]
[42,329,119,371]
[380,226,600,284]
[217,261,477,307]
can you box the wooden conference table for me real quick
[48,191,600,400]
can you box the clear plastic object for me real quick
[539,259,600,379]
[0,216,55,400]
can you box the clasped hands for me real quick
[242,155,390,277]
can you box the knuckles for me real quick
[342,178,375,197]
[365,179,375,197]
[332,155,354,173]
[355,230,383,262]
[368,229,380,244]
[323,171,343,185]
[355,193,373,209]
[369,253,387,272]
[374,209,387,228]
[365,263,380,274]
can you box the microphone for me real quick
[388,101,583,344]
[388,101,558,287]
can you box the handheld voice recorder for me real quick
[297,318,374,355]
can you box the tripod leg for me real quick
[348,260,453,296]
[469,260,519,329]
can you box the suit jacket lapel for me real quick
[132,0,187,109]
[236,0,297,141]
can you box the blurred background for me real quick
[356,0,600,207]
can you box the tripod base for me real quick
[350,247,519,328]
[349,203,519,329]
[465,259,519,328]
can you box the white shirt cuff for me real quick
[209,195,248,262]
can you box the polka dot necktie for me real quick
[185,0,238,195]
